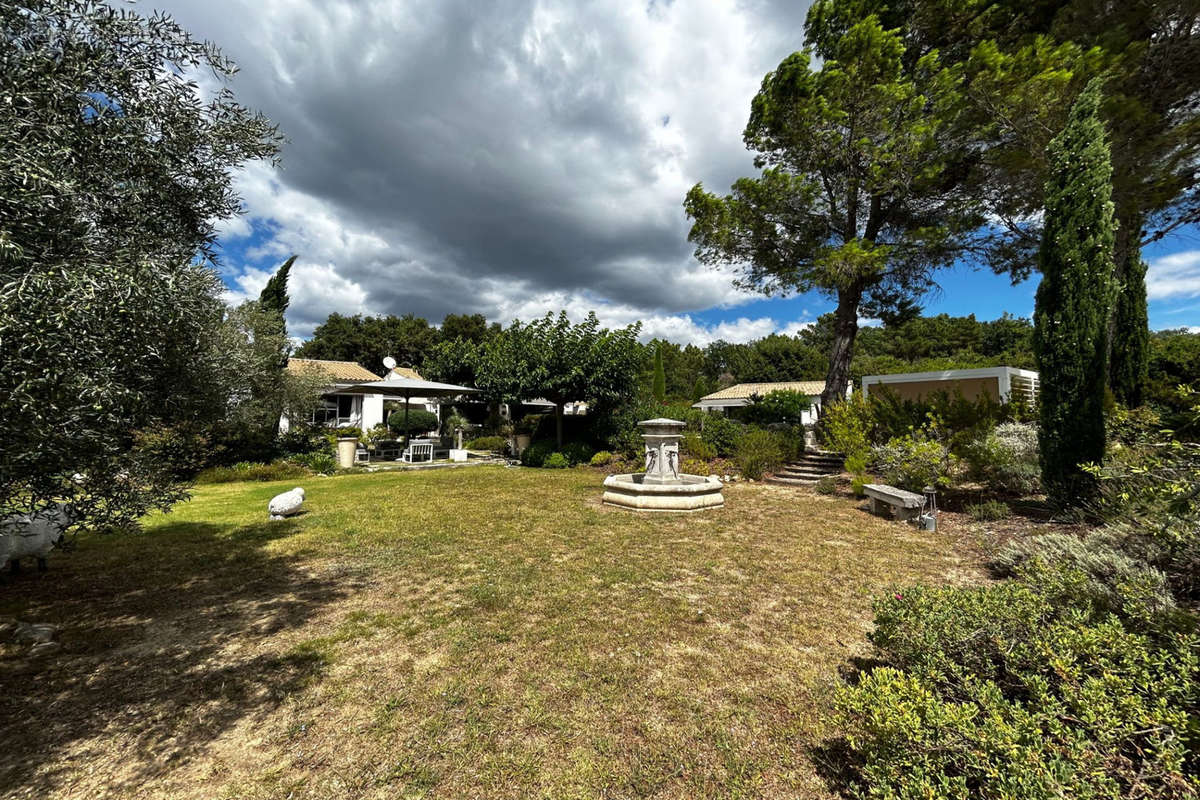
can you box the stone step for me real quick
[783,462,839,471]
[766,475,821,486]
[786,461,842,471]
[778,469,836,480]
[790,458,843,468]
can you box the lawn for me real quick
[0,467,984,799]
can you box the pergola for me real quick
[342,377,478,444]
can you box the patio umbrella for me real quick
[342,377,478,445]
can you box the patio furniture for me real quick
[401,438,437,463]
[355,445,370,464]
[863,483,925,522]
[374,439,404,460]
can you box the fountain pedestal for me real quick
[601,418,724,512]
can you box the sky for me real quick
[149,0,1200,344]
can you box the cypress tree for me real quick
[1034,80,1117,507]
[258,255,295,317]
[1109,252,1149,407]
[652,345,666,403]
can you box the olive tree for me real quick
[1,1,281,528]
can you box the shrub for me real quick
[838,637,1197,800]
[740,389,812,426]
[872,432,954,491]
[700,414,743,457]
[365,423,393,444]
[682,431,717,461]
[815,475,837,495]
[840,582,1198,799]
[964,499,1009,521]
[734,429,783,480]
[680,457,710,476]
[820,392,871,463]
[275,426,327,457]
[387,408,439,436]
[964,422,1040,494]
[513,413,544,435]
[323,425,366,448]
[869,388,1012,453]
[519,440,556,468]
[290,451,337,475]
[993,532,1176,624]
[195,460,308,484]
[560,441,595,466]
[589,450,614,466]
[466,435,507,452]
[543,452,569,469]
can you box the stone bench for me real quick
[863,483,925,522]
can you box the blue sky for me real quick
[686,226,1200,335]
[157,0,1200,344]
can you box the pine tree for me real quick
[1109,252,1149,407]
[652,345,666,403]
[258,255,295,317]
[1034,80,1117,507]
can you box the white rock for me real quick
[268,487,306,520]
[2,503,72,567]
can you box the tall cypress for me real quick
[652,344,666,403]
[258,255,295,317]
[1109,251,1150,407]
[1034,80,1117,507]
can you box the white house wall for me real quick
[362,393,384,431]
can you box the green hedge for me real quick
[465,435,507,452]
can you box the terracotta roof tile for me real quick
[699,381,826,402]
[286,358,382,383]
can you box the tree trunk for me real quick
[555,402,565,448]
[820,285,863,412]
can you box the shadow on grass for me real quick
[0,519,350,796]
[808,737,863,799]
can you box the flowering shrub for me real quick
[871,432,954,491]
[964,422,1040,494]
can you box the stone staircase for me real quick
[766,450,844,487]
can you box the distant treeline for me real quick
[297,310,1198,411]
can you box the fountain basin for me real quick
[602,473,725,512]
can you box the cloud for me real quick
[1147,250,1200,300]
[148,0,811,339]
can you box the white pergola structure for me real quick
[861,366,1039,404]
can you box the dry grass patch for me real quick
[0,467,985,799]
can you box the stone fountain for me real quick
[601,418,724,512]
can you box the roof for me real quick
[697,381,826,404]
[861,366,1038,384]
[387,366,424,381]
[286,358,382,383]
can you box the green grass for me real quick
[0,467,980,799]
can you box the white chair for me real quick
[401,440,435,463]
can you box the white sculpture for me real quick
[1,502,73,572]
[268,487,306,520]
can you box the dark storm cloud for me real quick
[154,0,814,338]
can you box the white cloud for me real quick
[151,0,810,340]
[1147,250,1200,300]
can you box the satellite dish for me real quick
[383,356,397,370]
